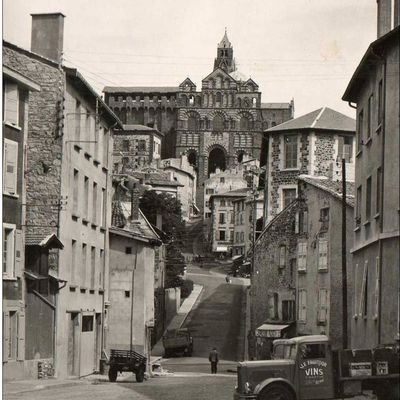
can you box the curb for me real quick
[5,379,86,395]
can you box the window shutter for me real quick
[318,289,328,323]
[295,212,299,233]
[354,263,359,317]
[4,141,18,194]
[359,260,368,316]
[3,312,10,362]
[337,136,344,161]
[5,83,19,125]
[14,229,23,277]
[374,257,380,319]
[17,312,25,361]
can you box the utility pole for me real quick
[341,158,348,349]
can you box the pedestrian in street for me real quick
[209,347,219,374]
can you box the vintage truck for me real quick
[163,328,193,357]
[234,335,399,400]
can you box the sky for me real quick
[3,0,377,118]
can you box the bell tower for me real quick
[213,28,235,73]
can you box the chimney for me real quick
[130,187,141,221]
[31,13,65,63]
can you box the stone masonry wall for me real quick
[3,44,64,271]
[314,133,336,176]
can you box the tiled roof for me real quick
[25,232,64,248]
[111,200,127,228]
[299,175,355,207]
[261,102,291,109]
[123,124,155,131]
[211,187,250,198]
[103,86,179,94]
[266,107,356,133]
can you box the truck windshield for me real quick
[282,344,297,360]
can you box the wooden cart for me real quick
[107,349,146,383]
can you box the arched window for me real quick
[230,119,236,130]
[224,79,230,88]
[252,97,257,107]
[216,92,222,107]
[240,116,250,130]
[188,116,198,131]
[209,79,214,88]
[189,95,194,106]
[213,115,224,132]
[216,76,222,88]
[209,93,214,107]
[223,93,228,107]
[181,95,188,106]
[203,94,208,107]
[237,98,242,108]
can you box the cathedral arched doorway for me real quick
[187,150,197,167]
[208,147,226,176]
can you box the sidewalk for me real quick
[152,283,204,357]
[3,377,88,395]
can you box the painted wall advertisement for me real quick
[299,359,327,385]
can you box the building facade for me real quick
[3,13,122,379]
[264,107,356,224]
[342,1,399,348]
[2,66,40,380]
[296,176,354,350]
[103,31,294,213]
[112,124,163,174]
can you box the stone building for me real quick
[264,107,356,224]
[3,13,122,379]
[342,0,399,348]
[296,176,354,350]
[108,180,162,372]
[209,188,250,256]
[103,31,294,212]
[158,155,198,220]
[2,66,40,380]
[112,124,163,174]
[203,156,259,219]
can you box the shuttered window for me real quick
[3,140,18,195]
[374,257,380,319]
[298,289,307,322]
[318,239,328,270]
[4,82,19,126]
[297,242,307,271]
[359,260,368,317]
[3,224,16,278]
[318,288,329,323]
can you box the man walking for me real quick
[209,347,219,374]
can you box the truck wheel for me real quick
[135,366,145,383]
[259,384,294,400]
[108,367,118,382]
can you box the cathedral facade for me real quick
[104,31,294,210]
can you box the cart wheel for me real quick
[135,366,145,383]
[108,367,118,382]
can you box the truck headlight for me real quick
[244,382,253,394]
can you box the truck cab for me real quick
[234,335,335,400]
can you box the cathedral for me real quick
[104,31,294,209]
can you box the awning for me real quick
[256,324,290,338]
[216,246,228,252]
[24,270,48,280]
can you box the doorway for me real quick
[208,147,226,176]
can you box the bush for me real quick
[180,279,194,299]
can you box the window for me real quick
[188,116,198,131]
[298,289,307,322]
[376,167,381,215]
[278,245,286,268]
[92,182,98,223]
[102,128,108,165]
[125,247,132,254]
[297,242,307,272]
[230,230,234,241]
[71,240,77,284]
[219,213,226,224]
[138,140,146,151]
[296,210,308,234]
[282,188,296,209]
[3,140,18,195]
[320,207,329,231]
[206,188,214,195]
[338,136,353,163]
[378,80,383,126]
[4,82,19,126]
[100,188,106,227]
[356,186,362,225]
[122,139,130,151]
[3,224,15,278]
[282,300,295,321]
[230,212,235,224]
[299,343,326,359]
[75,100,81,141]
[357,110,364,150]
[366,176,372,221]
[240,232,244,242]
[284,135,298,168]
[82,315,94,332]
[318,240,328,270]
[81,243,87,286]
[73,169,79,215]
[220,177,225,183]
[220,199,226,207]
[90,247,96,289]
[235,232,239,243]
[213,115,224,132]
[374,257,380,319]
[240,116,250,130]
[219,230,226,241]
[84,176,89,219]
[268,293,279,320]
[7,311,18,360]
[99,249,104,287]
[360,260,368,317]
[318,288,329,323]
[367,94,373,139]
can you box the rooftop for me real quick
[104,86,179,94]
[299,175,355,207]
[210,187,250,199]
[261,102,291,109]
[266,107,355,133]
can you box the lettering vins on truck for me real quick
[234,335,399,400]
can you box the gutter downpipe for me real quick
[263,133,270,228]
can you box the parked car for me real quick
[163,328,193,357]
